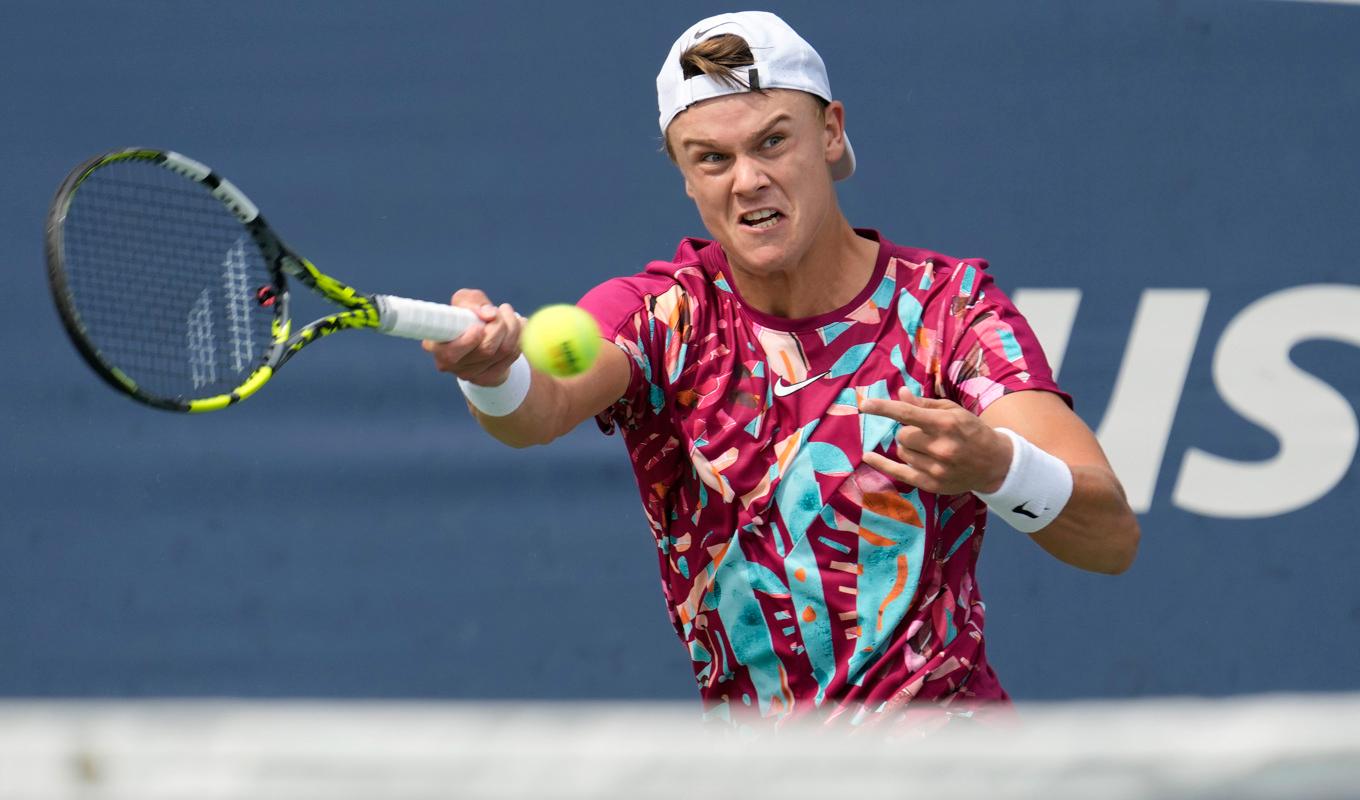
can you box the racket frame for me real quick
[46,148,407,412]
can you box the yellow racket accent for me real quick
[188,367,275,413]
[47,149,477,412]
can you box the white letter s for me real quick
[1174,285,1360,518]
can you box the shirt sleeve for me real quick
[936,263,1071,415]
[578,273,691,434]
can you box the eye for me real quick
[699,152,727,164]
[763,134,785,149]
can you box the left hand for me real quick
[860,388,1013,495]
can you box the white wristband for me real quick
[457,355,531,417]
[973,428,1073,533]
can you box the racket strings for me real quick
[59,160,277,400]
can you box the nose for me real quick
[730,154,769,196]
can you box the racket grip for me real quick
[373,295,478,342]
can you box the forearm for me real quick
[470,368,570,448]
[463,342,630,449]
[421,293,632,448]
[1024,465,1140,575]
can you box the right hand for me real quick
[421,289,524,386]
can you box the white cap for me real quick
[657,11,856,181]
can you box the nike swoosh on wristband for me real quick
[1012,501,1042,519]
[773,371,830,397]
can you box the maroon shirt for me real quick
[580,231,1065,728]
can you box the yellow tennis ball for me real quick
[520,304,602,377]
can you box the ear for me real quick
[822,100,847,165]
[665,133,697,200]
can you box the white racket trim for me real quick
[373,295,477,342]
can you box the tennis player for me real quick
[426,11,1139,729]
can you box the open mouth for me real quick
[739,209,782,230]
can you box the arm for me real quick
[977,390,1140,574]
[861,388,1140,575]
[422,290,630,448]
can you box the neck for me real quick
[727,213,880,320]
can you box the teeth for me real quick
[742,209,778,222]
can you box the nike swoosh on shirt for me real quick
[773,371,830,397]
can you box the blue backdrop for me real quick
[1,0,1357,701]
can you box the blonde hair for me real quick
[679,33,757,88]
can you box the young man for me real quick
[425,12,1139,729]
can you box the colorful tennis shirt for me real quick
[579,231,1065,729]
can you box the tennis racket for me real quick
[45,148,475,412]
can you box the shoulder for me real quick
[576,238,707,330]
[578,238,721,340]
[877,236,992,298]
[876,239,1070,411]
[858,235,1001,336]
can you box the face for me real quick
[667,89,847,280]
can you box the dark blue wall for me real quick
[2,0,1357,701]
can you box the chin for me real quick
[726,242,792,276]
[720,226,791,267]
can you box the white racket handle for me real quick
[373,295,478,342]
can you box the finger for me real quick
[892,444,946,480]
[483,302,524,357]
[859,396,946,431]
[495,303,523,357]
[866,450,952,494]
[451,288,492,311]
[896,426,967,464]
[478,312,509,357]
[426,322,486,371]
[449,319,486,352]
[897,386,958,410]
[894,425,935,456]
[863,451,930,490]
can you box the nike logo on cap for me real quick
[773,371,830,397]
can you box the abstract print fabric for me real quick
[579,231,1066,729]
